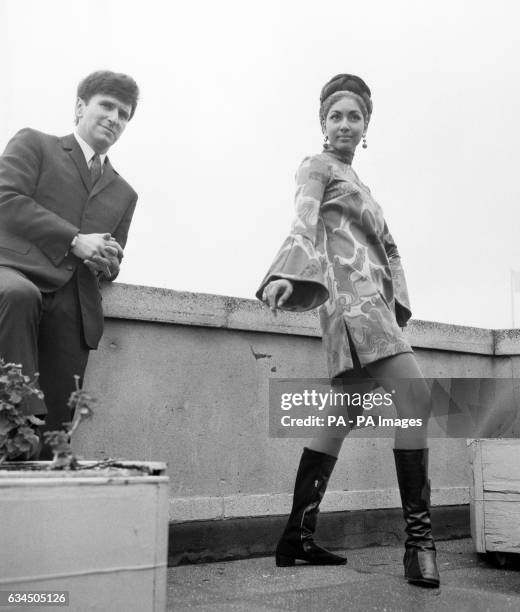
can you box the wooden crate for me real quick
[470,439,520,554]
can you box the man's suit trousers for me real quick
[0,265,90,432]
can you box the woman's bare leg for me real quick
[307,437,345,458]
[307,381,376,457]
[366,351,439,586]
[365,352,430,449]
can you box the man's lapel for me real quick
[90,158,117,198]
[60,134,91,192]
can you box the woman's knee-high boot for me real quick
[275,447,347,566]
[393,448,440,588]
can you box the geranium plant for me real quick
[0,359,94,468]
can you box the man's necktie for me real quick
[90,153,102,186]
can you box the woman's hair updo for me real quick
[319,74,373,130]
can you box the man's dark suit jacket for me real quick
[0,128,138,348]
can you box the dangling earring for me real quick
[362,135,368,149]
[323,134,329,145]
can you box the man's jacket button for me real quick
[66,265,73,271]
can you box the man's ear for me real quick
[75,97,85,123]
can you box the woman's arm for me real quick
[382,220,412,327]
[256,156,331,312]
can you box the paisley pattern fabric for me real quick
[257,149,413,379]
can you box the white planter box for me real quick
[470,439,520,555]
[0,461,169,612]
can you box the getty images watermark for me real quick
[268,378,520,438]
[279,388,423,429]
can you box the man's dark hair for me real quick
[77,70,140,120]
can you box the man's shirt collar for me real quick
[73,131,107,168]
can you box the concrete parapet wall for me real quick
[73,283,520,524]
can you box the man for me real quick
[0,70,139,453]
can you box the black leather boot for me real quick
[275,447,347,567]
[393,448,440,588]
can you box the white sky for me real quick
[2,0,520,329]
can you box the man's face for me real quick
[75,93,132,154]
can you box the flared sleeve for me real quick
[256,156,330,311]
[382,221,412,326]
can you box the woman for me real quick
[256,74,439,588]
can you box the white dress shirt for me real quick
[69,132,109,252]
[73,131,107,171]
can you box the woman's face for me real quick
[324,96,366,156]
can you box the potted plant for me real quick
[0,360,169,612]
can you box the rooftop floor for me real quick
[166,539,520,611]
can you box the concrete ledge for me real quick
[169,486,469,523]
[168,505,470,566]
[101,283,508,355]
[101,283,321,337]
[409,319,493,355]
[494,328,520,355]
